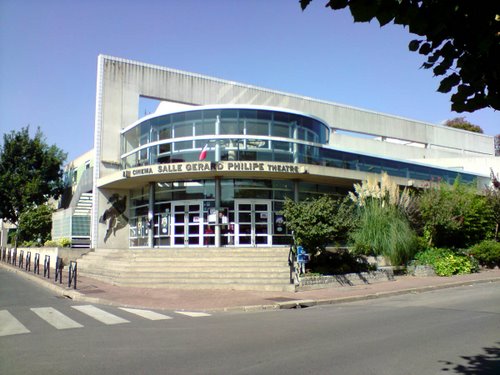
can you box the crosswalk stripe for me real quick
[72,305,130,325]
[175,311,211,317]
[31,307,83,330]
[118,307,172,320]
[0,310,30,337]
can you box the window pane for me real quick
[246,121,269,136]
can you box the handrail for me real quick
[68,261,77,289]
[34,253,40,274]
[55,257,63,284]
[18,250,24,269]
[43,255,50,278]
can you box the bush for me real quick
[44,238,71,247]
[413,248,478,276]
[469,240,500,268]
[59,238,71,247]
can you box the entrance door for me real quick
[235,200,272,246]
[171,201,203,246]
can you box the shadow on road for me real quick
[441,342,500,374]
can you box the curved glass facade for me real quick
[121,106,477,185]
[121,107,329,168]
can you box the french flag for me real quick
[198,144,209,161]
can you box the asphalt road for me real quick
[1,268,499,375]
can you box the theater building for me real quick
[58,55,496,253]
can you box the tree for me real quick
[281,195,356,252]
[17,204,54,246]
[300,1,500,112]
[444,117,483,133]
[0,127,66,226]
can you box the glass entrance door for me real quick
[171,201,203,246]
[235,200,272,246]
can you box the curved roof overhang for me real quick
[97,161,420,190]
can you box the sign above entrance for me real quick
[122,161,307,178]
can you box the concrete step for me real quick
[76,247,294,291]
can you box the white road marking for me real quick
[31,307,83,330]
[175,311,211,317]
[72,305,130,325]
[0,310,30,337]
[118,307,172,320]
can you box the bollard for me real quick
[26,251,31,272]
[1,248,6,262]
[18,250,24,269]
[44,255,50,278]
[55,257,63,284]
[34,253,40,275]
[12,249,17,266]
[7,249,11,264]
[68,261,77,289]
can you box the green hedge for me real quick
[412,248,479,276]
[469,240,500,268]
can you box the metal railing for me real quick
[1,248,78,290]
[68,261,77,289]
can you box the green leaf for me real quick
[437,73,461,93]
[300,0,313,11]
[408,40,421,52]
[349,2,377,23]
[326,0,349,11]
[419,42,432,55]
[433,63,448,76]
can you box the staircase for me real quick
[77,247,294,292]
[74,193,93,216]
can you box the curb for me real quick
[2,262,500,312]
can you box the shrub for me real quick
[469,240,500,268]
[413,248,478,276]
[350,201,418,265]
[59,238,71,247]
[44,238,71,247]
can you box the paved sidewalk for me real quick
[2,262,500,312]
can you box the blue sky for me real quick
[1,0,498,161]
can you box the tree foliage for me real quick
[17,204,54,245]
[0,127,66,224]
[281,195,356,252]
[418,180,494,248]
[495,134,500,157]
[300,0,500,112]
[444,117,483,133]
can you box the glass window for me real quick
[174,140,192,151]
[271,123,290,138]
[159,142,171,154]
[221,120,243,135]
[246,121,269,136]
[158,125,172,140]
[195,120,215,136]
[273,141,290,151]
[174,123,192,138]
